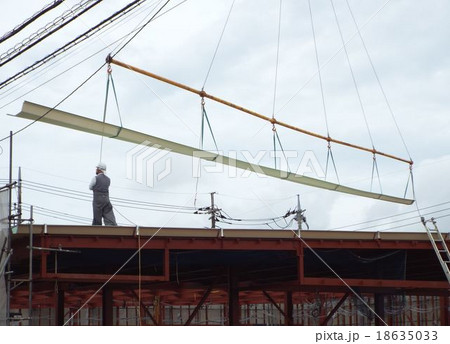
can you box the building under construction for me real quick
[0,2,449,327]
[7,223,450,326]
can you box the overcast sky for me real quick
[0,0,449,232]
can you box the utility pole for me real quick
[210,192,216,229]
[6,131,13,326]
[209,192,223,237]
[17,167,22,225]
[28,206,33,326]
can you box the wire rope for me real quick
[63,194,195,325]
[294,230,388,325]
[110,0,171,59]
[308,0,329,136]
[202,0,235,89]
[329,0,375,150]
[276,0,394,115]
[0,62,105,143]
[344,0,412,162]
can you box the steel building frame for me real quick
[9,225,450,325]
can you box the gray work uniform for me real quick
[89,173,117,226]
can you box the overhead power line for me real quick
[328,200,450,231]
[0,0,102,67]
[21,179,198,213]
[0,0,65,45]
[0,0,147,91]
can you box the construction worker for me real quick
[89,162,117,226]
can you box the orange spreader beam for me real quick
[109,57,413,166]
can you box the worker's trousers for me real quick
[92,192,117,226]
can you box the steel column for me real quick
[55,289,65,326]
[228,268,240,326]
[164,248,170,281]
[440,296,449,326]
[298,243,304,284]
[284,291,293,326]
[374,293,385,326]
[102,286,113,326]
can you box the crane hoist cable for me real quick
[107,57,413,167]
[370,153,382,194]
[325,141,340,184]
[194,97,219,207]
[200,98,219,152]
[308,0,340,184]
[107,58,415,203]
[272,125,290,173]
[99,62,123,161]
[14,100,415,205]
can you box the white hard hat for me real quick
[96,162,107,171]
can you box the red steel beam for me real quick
[42,273,166,283]
[263,290,286,317]
[32,235,438,251]
[184,284,214,326]
[302,277,449,290]
[285,291,293,326]
[130,290,158,325]
[321,292,350,326]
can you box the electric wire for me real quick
[7,176,450,232]
[0,62,105,143]
[21,202,130,226]
[110,0,171,59]
[3,2,438,322]
[21,180,198,212]
[0,2,158,144]
[0,0,102,67]
[63,194,195,325]
[211,205,298,229]
[328,200,450,231]
[0,1,152,101]
[0,0,65,45]
[0,0,168,108]
[0,38,105,106]
[0,0,147,92]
